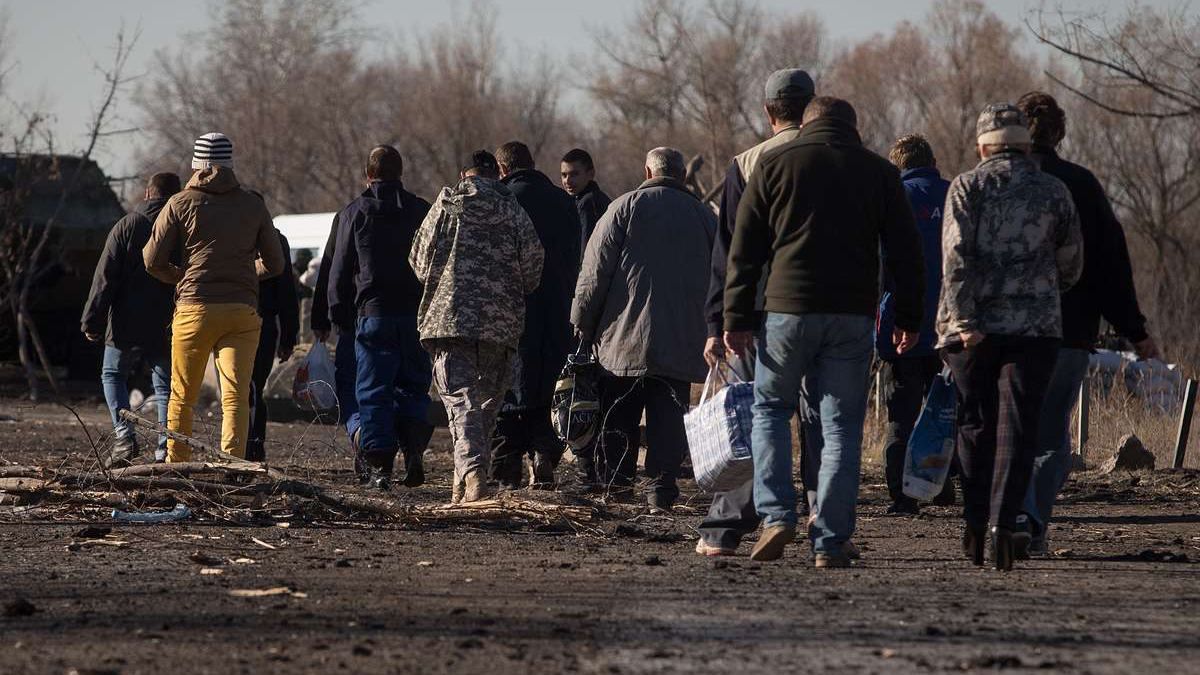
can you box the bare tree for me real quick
[1031,4,1200,119]
[826,0,1039,175]
[0,27,137,400]
[587,0,825,194]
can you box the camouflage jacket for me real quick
[936,152,1083,346]
[409,176,544,348]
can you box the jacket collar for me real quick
[796,118,862,146]
[136,196,170,217]
[576,180,601,199]
[500,168,550,187]
[978,149,1037,171]
[637,176,695,197]
[901,166,942,182]
[774,123,800,136]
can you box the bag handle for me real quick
[699,365,727,404]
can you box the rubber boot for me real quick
[398,418,433,488]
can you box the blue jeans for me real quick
[335,328,360,440]
[354,315,432,457]
[101,345,170,453]
[1022,348,1090,537]
[751,312,873,554]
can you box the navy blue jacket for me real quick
[877,166,948,359]
[502,169,581,410]
[705,161,746,337]
[327,181,431,324]
[575,180,612,256]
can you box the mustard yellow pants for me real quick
[167,303,262,462]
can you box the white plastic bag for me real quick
[292,342,338,413]
[902,368,957,501]
[684,362,755,492]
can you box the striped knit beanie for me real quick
[191,132,234,169]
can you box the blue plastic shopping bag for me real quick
[902,367,957,501]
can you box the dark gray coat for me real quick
[571,177,716,383]
[80,198,176,356]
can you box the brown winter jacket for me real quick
[143,167,284,308]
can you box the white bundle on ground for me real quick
[1089,349,1182,415]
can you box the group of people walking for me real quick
[82,65,1155,571]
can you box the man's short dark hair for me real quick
[495,141,535,171]
[561,148,594,171]
[888,134,936,171]
[1017,91,1067,149]
[765,95,813,125]
[464,150,500,179]
[147,172,181,198]
[802,96,857,127]
[366,145,403,181]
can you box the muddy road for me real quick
[2,396,1199,674]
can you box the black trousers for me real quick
[491,406,562,485]
[246,316,280,462]
[942,335,1059,531]
[881,355,944,504]
[598,375,690,503]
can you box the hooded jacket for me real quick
[501,168,581,409]
[143,167,284,307]
[936,151,1084,345]
[327,181,432,323]
[409,176,544,348]
[1034,147,1147,350]
[725,118,925,333]
[877,166,950,359]
[80,197,176,356]
[572,177,716,383]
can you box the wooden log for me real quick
[110,461,268,479]
[0,477,49,492]
[0,466,45,479]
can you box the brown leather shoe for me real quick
[749,524,796,561]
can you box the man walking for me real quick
[246,226,300,462]
[1016,92,1156,554]
[81,172,181,466]
[328,146,434,490]
[144,133,285,461]
[879,134,952,515]
[410,151,544,503]
[493,141,580,490]
[724,98,925,567]
[312,207,362,462]
[938,103,1083,569]
[560,148,612,252]
[697,68,815,556]
[572,147,716,510]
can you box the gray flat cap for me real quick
[976,103,1031,144]
[764,69,815,100]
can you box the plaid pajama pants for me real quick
[942,335,1060,531]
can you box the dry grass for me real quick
[859,375,1199,470]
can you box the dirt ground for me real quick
[2,392,1200,675]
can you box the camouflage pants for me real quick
[428,338,514,489]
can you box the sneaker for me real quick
[463,471,492,503]
[843,540,862,560]
[529,452,555,490]
[695,540,736,557]
[105,435,140,469]
[647,492,675,514]
[1012,515,1033,560]
[1029,537,1049,556]
[364,465,391,492]
[814,551,852,569]
[885,498,921,516]
[402,450,425,488]
[749,524,796,562]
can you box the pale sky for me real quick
[2,0,1162,179]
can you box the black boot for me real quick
[963,524,986,566]
[363,451,395,492]
[992,527,1015,571]
[399,419,433,488]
